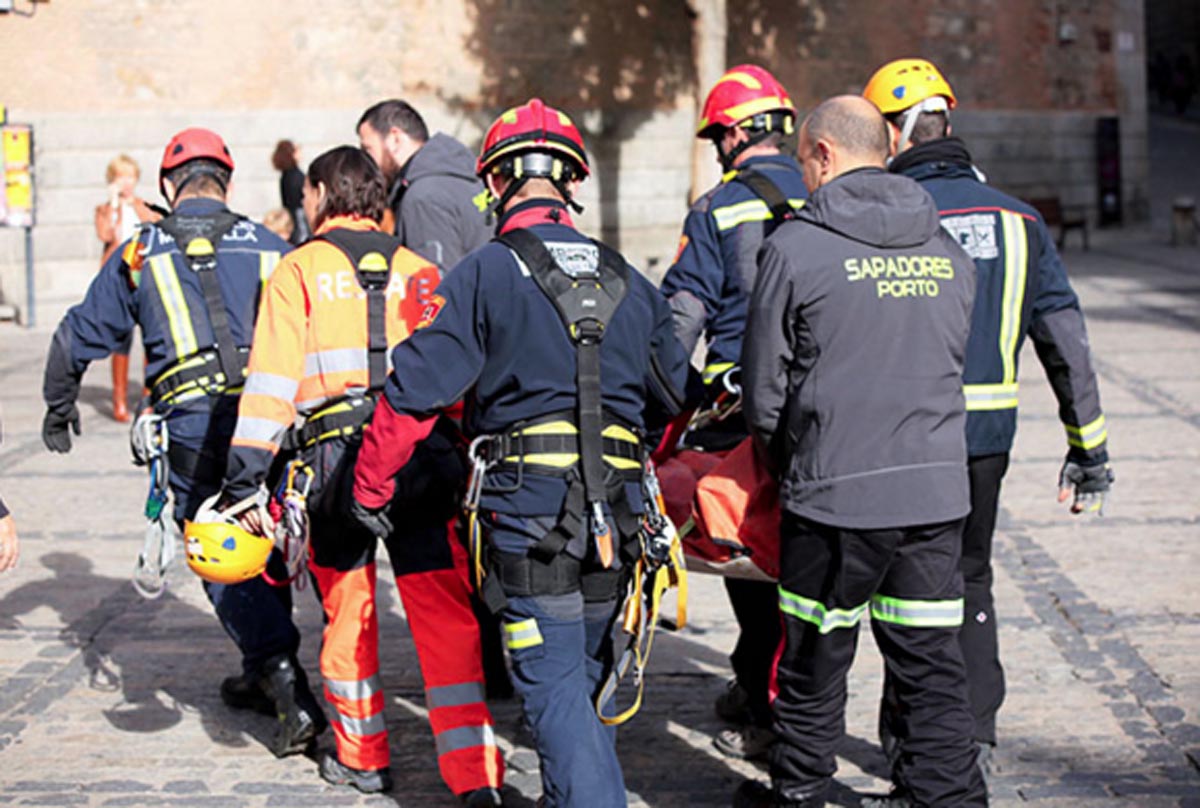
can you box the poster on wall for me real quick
[2,124,35,227]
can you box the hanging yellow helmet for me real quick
[863,58,957,116]
[184,495,274,585]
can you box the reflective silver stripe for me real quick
[870,595,964,628]
[778,587,866,634]
[324,673,383,702]
[243,372,299,401]
[332,711,387,737]
[232,415,288,445]
[259,251,280,282]
[305,348,368,377]
[426,681,486,711]
[435,723,496,756]
[963,382,1019,412]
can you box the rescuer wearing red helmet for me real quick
[660,64,809,761]
[864,57,1114,799]
[42,128,324,758]
[350,98,692,807]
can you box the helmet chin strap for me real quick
[896,96,950,151]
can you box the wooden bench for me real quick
[1027,197,1089,251]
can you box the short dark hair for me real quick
[166,158,231,199]
[271,139,298,172]
[306,146,387,228]
[803,96,889,161]
[357,100,429,143]
[888,110,949,145]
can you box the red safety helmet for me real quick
[697,64,796,139]
[476,98,589,180]
[159,127,235,198]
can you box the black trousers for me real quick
[724,577,782,726]
[770,512,986,807]
[882,453,1009,747]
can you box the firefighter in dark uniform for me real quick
[661,63,808,760]
[350,99,691,808]
[864,58,1115,774]
[40,128,324,757]
[736,96,987,808]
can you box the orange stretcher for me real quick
[656,436,780,582]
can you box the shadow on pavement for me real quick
[0,550,277,751]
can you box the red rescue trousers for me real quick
[307,426,503,795]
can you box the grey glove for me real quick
[42,404,81,454]
[1058,460,1115,515]
[349,498,393,540]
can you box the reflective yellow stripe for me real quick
[712,198,806,231]
[505,618,543,650]
[259,251,280,283]
[998,211,1028,385]
[503,452,578,467]
[703,361,736,384]
[600,424,639,444]
[964,382,1019,412]
[720,95,790,126]
[1065,414,1107,450]
[149,254,198,358]
[517,420,577,437]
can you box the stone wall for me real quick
[0,0,1148,325]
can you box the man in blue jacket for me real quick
[864,57,1115,782]
[41,128,323,758]
[351,99,691,808]
[661,65,808,760]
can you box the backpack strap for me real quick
[157,210,246,388]
[497,228,632,566]
[734,168,796,222]
[317,228,403,393]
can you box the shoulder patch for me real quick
[415,293,446,330]
[672,234,690,263]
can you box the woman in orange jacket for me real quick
[218,146,503,805]
[93,154,160,421]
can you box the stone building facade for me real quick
[0,0,1147,325]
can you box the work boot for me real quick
[714,724,776,760]
[732,779,826,808]
[111,353,131,423]
[715,677,752,723]
[461,786,504,806]
[220,673,275,717]
[319,751,394,793]
[257,654,327,758]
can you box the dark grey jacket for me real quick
[390,133,492,269]
[743,167,975,530]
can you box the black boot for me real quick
[257,654,327,758]
[319,751,394,793]
[220,673,275,717]
[733,779,826,808]
[461,786,504,807]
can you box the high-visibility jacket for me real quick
[892,138,1108,465]
[223,215,440,499]
[661,153,808,380]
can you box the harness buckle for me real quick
[465,435,498,512]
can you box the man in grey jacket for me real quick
[358,100,492,269]
[734,96,987,808]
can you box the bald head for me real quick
[797,95,890,191]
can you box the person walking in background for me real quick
[272,139,309,245]
[262,207,295,242]
[93,154,160,422]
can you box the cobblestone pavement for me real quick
[1,229,1198,807]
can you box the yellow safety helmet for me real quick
[863,58,957,116]
[184,513,273,585]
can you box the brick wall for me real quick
[0,0,1147,325]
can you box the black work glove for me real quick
[349,498,393,540]
[1057,459,1115,515]
[42,404,81,454]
